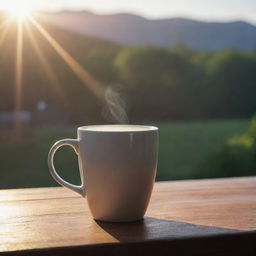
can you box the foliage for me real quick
[115,46,204,120]
[204,50,256,118]
[195,117,256,178]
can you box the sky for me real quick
[1,0,256,24]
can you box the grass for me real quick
[0,119,250,189]
[157,119,249,180]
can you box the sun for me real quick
[9,7,31,19]
[3,0,36,19]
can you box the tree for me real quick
[116,46,204,120]
[205,49,256,118]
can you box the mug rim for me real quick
[78,124,158,133]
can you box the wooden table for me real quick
[0,177,255,255]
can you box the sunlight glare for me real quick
[25,23,68,102]
[10,8,30,19]
[14,18,23,140]
[4,0,35,19]
[29,17,104,99]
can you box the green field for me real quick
[0,119,250,189]
[157,120,250,180]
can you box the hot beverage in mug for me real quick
[48,125,158,222]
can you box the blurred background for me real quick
[0,0,256,189]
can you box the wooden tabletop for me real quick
[0,177,255,256]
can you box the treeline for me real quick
[114,45,256,122]
[1,20,256,123]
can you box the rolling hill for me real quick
[45,11,256,51]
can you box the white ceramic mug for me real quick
[48,125,158,222]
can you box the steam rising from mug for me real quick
[103,86,129,124]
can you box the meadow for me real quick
[0,119,250,189]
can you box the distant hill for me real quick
[44,11,256,51]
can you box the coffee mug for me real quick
[48,125,158,222]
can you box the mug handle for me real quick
[48,139,85,197]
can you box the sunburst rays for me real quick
[0,11,107,139]
[13,17,24,140]
[29,16,104,99]
[25,22,68,103]
[0,17,12,47]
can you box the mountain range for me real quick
[44,11,256,51]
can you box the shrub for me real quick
[195,117,256,178]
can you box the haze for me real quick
[0,0,255,24]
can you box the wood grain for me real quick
[0,176,255,254]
